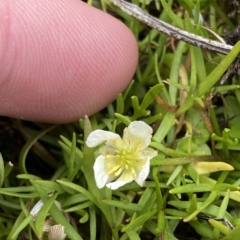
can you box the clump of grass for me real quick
[1,0,240,239]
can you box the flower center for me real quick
[105,144,145,180]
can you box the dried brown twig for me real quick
[108,0,233,55]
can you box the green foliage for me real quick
[1,0,240,239]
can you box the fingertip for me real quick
[0,0,138,123]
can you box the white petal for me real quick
[43,218,55,232]
[106,174,134,190]
[135,159,151,186]
[98,145,119,156]
[123,121,153,150]
[86,130,122,148]
[139,148,158,161]
[48,225,66,240]
[93,155,111,188]
[129,121,153,140]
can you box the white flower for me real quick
[43,218,55,232]
[30,199,66,240]
[48,224,66,240]
[86,121,158,190]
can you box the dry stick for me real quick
[108,0,233,55]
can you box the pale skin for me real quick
[0,0,138,123]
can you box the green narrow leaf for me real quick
[190,220,213,239]
[19,124,58,174]
[196,41,240,97]
[79,210,89,223]
[3,161,14,180]
[17,174,42,180]
[0,199,21,210]
[153,112,175,142]
[115,113,131,126]
[59,135,83,158]
[187,194,198,214]
[152,169,163,208]
[32,180,83,240]
[57,179,98,206]
[166,165,183,186]
[160,0,184,29]
[170,183,213,194]
[138,188,156,215]
[177,42,240,115]
[11,215,33,239]
[213,183,238,191]
[221,222,240,240]
[89,205,97,240]
[122,209,158,232]
[140,83,163,109]
[6,211,26,240]
[0,153,4,187]
[185,164,199,184]
[156,210,165,233]
[184,191,218,222]
[144,113,162,124]
[209,219,231,235]
[33,180,64,192]
[126,230,141,240]
[67,132,76,181]
[116,93,125,114]
[102,199,143,211]
[34,192,59,238]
